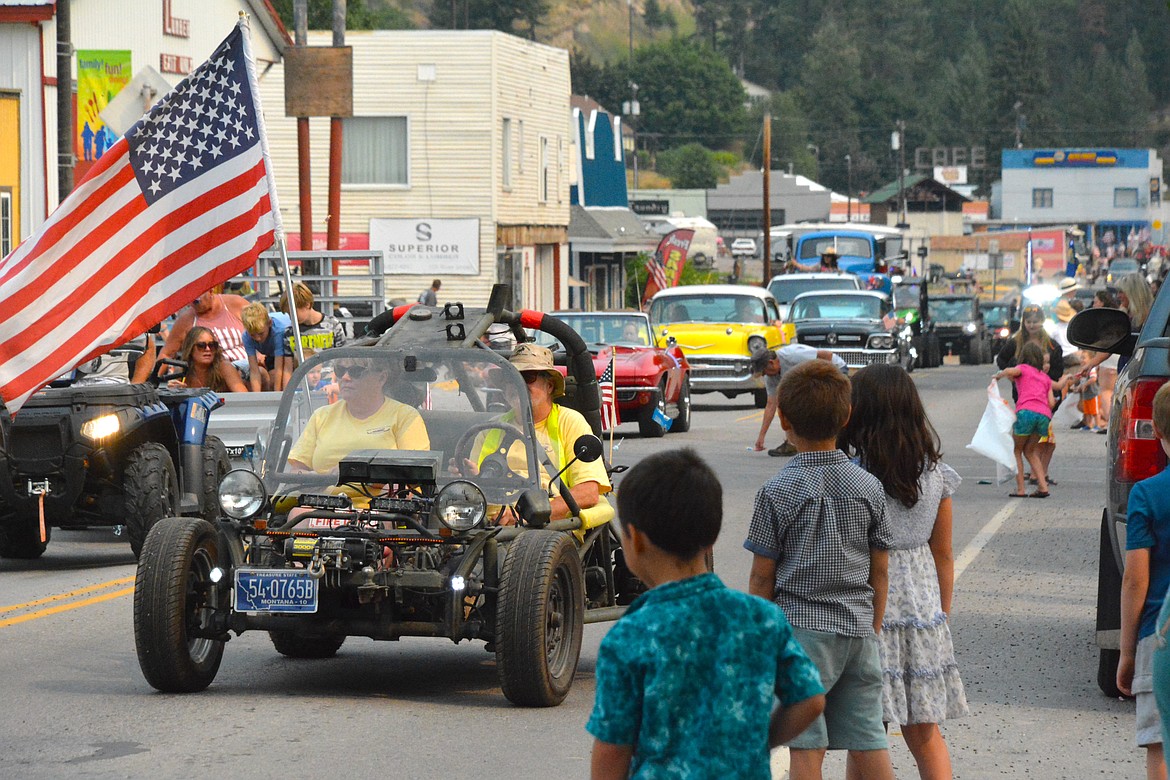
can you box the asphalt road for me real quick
[0,364,1139,778]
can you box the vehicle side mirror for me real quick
[572,434,603,463]
[517,488,551,528]
[1067,308,1137,356]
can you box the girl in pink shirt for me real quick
[994,342,1064,498]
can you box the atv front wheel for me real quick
[496,530,584,707]
[269,632,346,658]
[133,517,225,692]
[125,443,178,558]
[0,514,49,559]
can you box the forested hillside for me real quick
[274,0,1170,196]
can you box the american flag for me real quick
[599,350,620,431]
[0,21,281,414]
[646,256,668,291]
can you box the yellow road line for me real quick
[0,576,134,615]
[737,410,764,422]
[0,587,134,628]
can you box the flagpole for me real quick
[276,234,305,365]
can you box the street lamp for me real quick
[807,143,819,181]
[845,153,853,223]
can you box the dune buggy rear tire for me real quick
[133,517,225,692]
[125,443,179,558]
[0,515,49,559]
[269,632,347,659]
[200,435,231,522]
[496,530,584,707]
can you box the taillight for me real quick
[1116,377,1169,483]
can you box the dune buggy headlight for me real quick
[218,469,268,520]
[868,334,894,349]
[432,480,487,532]
[80,413,121,442]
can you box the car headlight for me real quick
[80,413,120,442]
[219,469,267,520]
[999,327,1010,338]
[432,480,487,531]
[747,335,767,354]
[963,323,977,333]
[868,334,894,349]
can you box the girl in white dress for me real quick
[839,364,968,780]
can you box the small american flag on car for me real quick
[599,350,620,431]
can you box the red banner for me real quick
[641,228,694,306]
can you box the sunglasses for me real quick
[194,341,218,350]
[521,372,548,385]
[336,364,370,379]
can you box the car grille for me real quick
[831,350,897,368]
[687,357,750,379]
[616,390,639,402]
[800,333,865,345]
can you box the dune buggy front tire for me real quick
[133,517,225,692]
[0,514,49,559]
[124,443,179,558]
[269,632,346,659]
[495,530,584,707]
[200,435,230,522]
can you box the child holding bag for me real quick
[993,342,1067,498]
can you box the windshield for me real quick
[649,295,767,324]
[768,276,860,303]
[893,284,921,309]
[931,299,976,322]
[982,305,1010,324]
[534,314,652,347]
[799,236,872,260]
[262,347,542,506]
[789,295,883,321]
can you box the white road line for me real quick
[954,499,1020,582]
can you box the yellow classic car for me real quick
[647,285,788,408]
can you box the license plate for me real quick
[234,568,319,613]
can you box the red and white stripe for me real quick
[599,350,619,431]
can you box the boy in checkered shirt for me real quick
[746,360,896,780]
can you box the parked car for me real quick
[929,294,992,364]
[730,238,758,258]
[787,289,915,371]
[648,285,786,408]
[131,286,643,707]
[534,311,691,438]
[767,272,862,320]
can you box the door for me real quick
[0,92,20,257]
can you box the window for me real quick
[518,120,525,172]
[1032,188,1053,208]
[0,190,11,258]
[540,136,549,203]
[502,118,512,190]
[1114,187,1139,208]
[342,117,408,186]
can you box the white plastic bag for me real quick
[1051,393,1082,430]
[967,380,1017,472]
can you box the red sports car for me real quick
[539,311,691,437]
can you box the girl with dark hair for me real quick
[172,326,247,392]
[839,364,967,780]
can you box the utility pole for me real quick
[895,119,907,227]
[845,154,852,222]
[56,0,74,201]
[762,113,771,284]
[627,0,638,191]
[293,0,313,253]
[326,0,346,252]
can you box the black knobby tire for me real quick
[0,513,49,559]
[925,333,942,368]
[269,632,347,659]
[200,435,230,522]
[133,517,225,692]
[670,377,692,433]
[495,530,584,707]
[1096,510,1124,698]
[638,379,669,438]
[125,443,178,558]
[753,388,769,408]
[959,342,976,365]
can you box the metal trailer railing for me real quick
[227,250,387,338]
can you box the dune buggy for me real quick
[133,287,641,706]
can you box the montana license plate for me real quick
[234,568,319,613]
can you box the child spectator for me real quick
[1119,382,1170,780]
[839,364,969,779]
[745,360,896,780]
[241,303,294,392]
[993,342,1069,498]
[588,448,826,780]
[279,280,347,359]
[1070,365,1102,433]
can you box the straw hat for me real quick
[1058,277,1080,293]
[1055,298,1076,323]
[821,247,841,257]
[509,343,565,398]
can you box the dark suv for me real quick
[1068,297,1170,697]
[930,294,991,364]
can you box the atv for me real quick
[133,286,643,707]
[0,355,230,559]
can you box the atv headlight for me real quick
[80,413,121,442]
[218,469,267,520]
[432,480,487,532]
[868,334,894,349]
[964,323,977,334]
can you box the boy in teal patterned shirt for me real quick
[587,449,825,779]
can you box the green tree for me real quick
[657,143,720,188]
[643,0,664,30]
[989,0,1055,150]
[797,14,863,193]
[427,0,548,39]
[269,0,411,31]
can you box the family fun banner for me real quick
[641,228,694,306]
[76,50,132,182]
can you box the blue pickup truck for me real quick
[786,228,907,295]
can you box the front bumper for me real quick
[679,355,760,393]
[615,385,662,413]
[825,348,900,370]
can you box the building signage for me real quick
[369,218,480,275]
[915,146,986,170]
[160,53,192,75]
[630,199,670,216]
[1031,149,1117,167]
[933,166,968,185]
[75,50,132,182]
[162,0,190,38]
